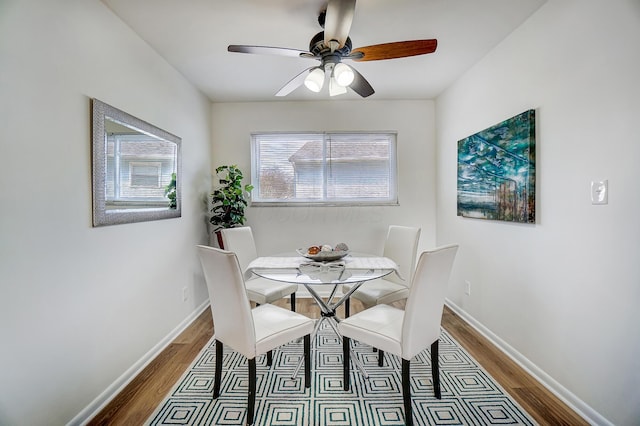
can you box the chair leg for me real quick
[247,358,256,426]
[402,358,413,426]
[304,334,311,388]
[213,340,223,399]
[344,297,350,317]
[290,293,296,312]
[267,350,273,366]
[431,340,441,399]
[342,336,351,390]
[378,349,384,367]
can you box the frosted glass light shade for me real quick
[329,77,347,96]
[304,68,325,92]
[333,63,354,87]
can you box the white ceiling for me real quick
[102,0,546,102]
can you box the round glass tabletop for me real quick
[249,253,394,285]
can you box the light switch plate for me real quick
[591,180,608,205]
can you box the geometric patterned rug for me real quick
[146,322,536,425]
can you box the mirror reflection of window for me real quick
[104,118,177,210]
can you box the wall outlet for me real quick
[465,280,471,296]
[591,180,608,205]
[182,286,188,302]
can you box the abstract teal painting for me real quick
[457,110,536,223]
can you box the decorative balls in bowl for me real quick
[297,243,350,261]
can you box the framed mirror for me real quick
[91,99,181,226]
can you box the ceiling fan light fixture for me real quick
[304,67,325,92]
[333,63,354,87]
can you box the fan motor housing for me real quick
[309,31,352,57]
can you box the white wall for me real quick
[435,0,640,424]
[0,1,211,424]
[211,100,437,255]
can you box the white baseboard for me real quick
[445,299,612,426]
[71,298,608,425]
[67,300,210,426]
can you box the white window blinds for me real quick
[251,132,397,205]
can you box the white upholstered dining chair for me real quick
[220,226,299,311]
[338,244,458,426]
[342,225,421,316]
[197,245,314,426]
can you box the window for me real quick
[105,135,176,207]
[251,132,397,205]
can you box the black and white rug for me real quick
[147,322,536,425]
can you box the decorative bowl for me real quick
[296,248,350,262]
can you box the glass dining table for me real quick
[245,252,400,379]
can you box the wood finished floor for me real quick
[89,298,588,425]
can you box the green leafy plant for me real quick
[210,165,254,231]
[165,172,177,209]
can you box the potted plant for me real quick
[210,165,254,248]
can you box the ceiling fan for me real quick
[228,0,437,98]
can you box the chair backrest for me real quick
[219,226,259,273]
[401,244,458,359]
[382,225,421,286]
[196,245,257,359]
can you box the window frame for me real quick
[250,131,398,207]
[106,134,175,205]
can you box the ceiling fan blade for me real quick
[349,66,374,98]
[351,39,438,62]
[275,67,314,97]
[228,45,313,58]
[324,0,356,49]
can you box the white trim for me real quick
[445,299,613,426]
[67,300,210,426]
[69,298,610,425]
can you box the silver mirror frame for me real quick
[91,98,182,226]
